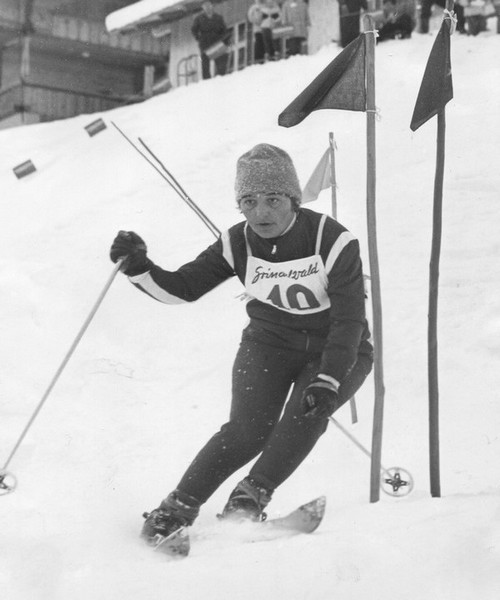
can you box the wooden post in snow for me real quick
[428,103,446,499]
[363,15,385,504]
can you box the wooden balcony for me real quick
[0,81,141,124]
[0,2,168,59]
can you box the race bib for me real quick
[245,254,330,315]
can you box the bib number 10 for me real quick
[267,283,321,311]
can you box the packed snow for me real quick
[1,20,499,600]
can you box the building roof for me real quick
[105,0,216,32]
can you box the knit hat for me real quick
[235,144,302,203]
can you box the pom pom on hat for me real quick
[235,144,302,203]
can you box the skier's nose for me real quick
[254,200,271,218]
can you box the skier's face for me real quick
[239,193,296,238]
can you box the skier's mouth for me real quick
[250,221,279,238]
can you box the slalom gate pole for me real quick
[428,109,445,498]
[0,261,123,491]
[363,16,386,504]
[111,122,220,239]
[327,131,357,425]
[328,132,338,220]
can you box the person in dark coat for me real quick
[339,0,368,47]
[110,144,373,543]
[282,0,311,56]
[378,0,415,41]
[419,0,466,33]
[248,0,267,63]
[191,0,229,79]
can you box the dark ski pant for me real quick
[200,51,228,80]
[176,337,373,504]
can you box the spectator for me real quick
[419,0,466,33]
[281,0,311,56]
[460,0,489,35]
[339,0,368,48]
[248,0,267,63]
[260,0,282,60]
[495,0,500,33]
[378,0,415,40]
[191,0,229,80]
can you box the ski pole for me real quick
[110,122,220,239]
[0,260,124,495]
[137,137,221,237]
[138,135,220,236]
[329,416,414,496]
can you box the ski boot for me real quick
[220,477,273,522]
[141,490,200,545]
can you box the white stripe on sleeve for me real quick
[324,231,356,275]
[128,271,187,304]
[221,229,235,270]
[315,214,328,255]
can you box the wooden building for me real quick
[0,0,385,128]
[0,0,169,128]
[106,0,344,88]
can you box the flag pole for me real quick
[328,132,338,219]
[428,0,455,500]
[276,25,382,497]
[409,2,454,497]
[428,109,445,498]
[363,16,385,503]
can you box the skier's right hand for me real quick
[110,230,152,276]
[301,376,339,419]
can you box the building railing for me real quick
[0,82,141,123]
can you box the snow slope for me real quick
[1,23,500,600]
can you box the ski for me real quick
[263,495,326,534]
[148,496,326,559]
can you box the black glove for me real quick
[110,230,151,276]
[302,376,339,419]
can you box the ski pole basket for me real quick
[0,470,17,496]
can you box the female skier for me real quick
[110,143,373,542]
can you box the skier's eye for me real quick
[265,196,283,208]
[240,198,257,210]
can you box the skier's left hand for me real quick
[302,376,339,419]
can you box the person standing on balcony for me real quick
[338,0,367,47]
[418,0,466,34]
[260,0,282,60]
[248,0,267,63]
[191,0,230,79]
[281,0,311,56]
[377,0,415,40]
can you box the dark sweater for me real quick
[129,208,371,382]
[191,12,227,51]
